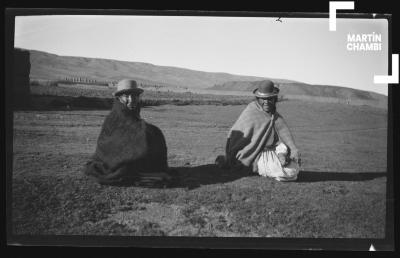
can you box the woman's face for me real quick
[118,92,141,110]
[257,97,276,113]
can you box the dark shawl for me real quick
[84,100,168,184]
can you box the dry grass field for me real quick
[29,84,253,108]
[11,99,388,238]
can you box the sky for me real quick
[14,15,389,95]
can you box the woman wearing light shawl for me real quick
[216,80,301,181]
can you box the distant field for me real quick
[209,81,388,110]
[29,84,253,108]
[12,100,388,238]
[28,82,387,110]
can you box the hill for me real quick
[209,81,388,109]
[26,49,296,89]
[22,48,387,109]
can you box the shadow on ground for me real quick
[296,171,386,182]
[104,165,386,189]
[102,164,252,189]
[174,164,253,189]
[174,166,386,188]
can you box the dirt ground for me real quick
[11,100,388,238]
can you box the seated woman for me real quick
[84,79,174,186]
[216,80,301,182]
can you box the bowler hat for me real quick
[253,80,279,98]
[113,79,144,97]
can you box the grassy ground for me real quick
[11,100,387,237]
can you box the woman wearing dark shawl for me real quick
[84,79,173,186]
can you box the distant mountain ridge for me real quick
[209,81,382,100]
[209,81,387,109]
[21,48,387,109]
[25,48,297,89]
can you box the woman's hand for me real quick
[290,148,301,163]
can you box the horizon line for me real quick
[16,47,387,96]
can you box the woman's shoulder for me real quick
[273,111,285,123]
[144,121,164,135]
[274,111,283,118]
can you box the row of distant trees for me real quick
[30,78,114,87]
[60,77,169,89]
[59,77,114,86]
[108,81,167,89]
[30,77,171,90]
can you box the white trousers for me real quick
[257,142,299,182]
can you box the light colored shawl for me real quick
[225,101,277,171]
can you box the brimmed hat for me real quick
[253,80,279,98]
[113,79,144,97]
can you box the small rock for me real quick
[244,197,254,203]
